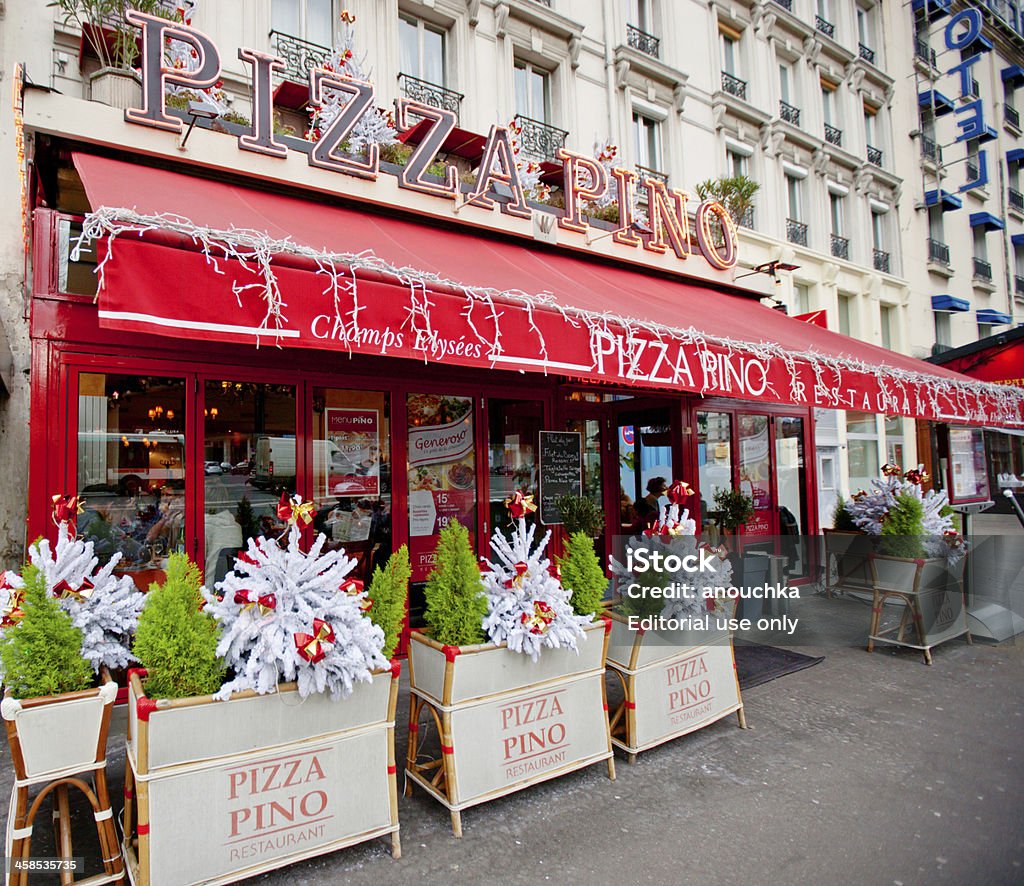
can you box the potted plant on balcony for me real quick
[1,563,123,884]
[122,495,403,886]
[406,497,614,837]
[695,175,760,228]
[605,481,745,762]
[50,0,172,108]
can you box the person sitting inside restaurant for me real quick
[633,476,667,530]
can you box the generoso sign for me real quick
[122,11,739,272]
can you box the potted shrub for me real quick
[606,481,745,761]
[405,499,614,838]
[0,564,123,884]
[846,466,970,664]
[122,497,403,886]
[555,494,605,538]
[822,496,872,597]
[712,487,754,538]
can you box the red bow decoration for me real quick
[340,578,372,612]
[520,600,555,635]
[904,468,930,486]
[705,595,719,613]
[1,583,25,628]
[505,491,537,520]
[881,463,902,478]
[667,481,694,505]
[51,494,84,538]
[478,558,491,574]
[294,618,335,664]
[234,589,277,617]
[503,561,529,590]
[547,562,561,581]
[644,520,680,540]
[236,551,259,567]
[277,493,314,527]
[53,577,95,603]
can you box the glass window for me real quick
[203,381,296,585]
[786,175,801,220]
[830,193,844,236]
[934,311,951,347]
[618,414,672,531]
[727,148,747,178]
[775,416,808,576]
[872,210,885,252]
[880,304,894,350]
[779,63,792,103]
[565,417,604,550]
[272,0,333,45]
[838,293,852,336]
[721,35,737,75]
[846,410,880,494]
[697,411,732,532]
[58,219,98,296]
[973,226,988,261]
[821,85,834,125]
[864,106,877,145]
[76,373,186,588]
[795,283,810,315]
[311,388,392,586]
[738,414,771,528]
[399,15,446,86]
[515,61,550,121]
[488,399,543,545]
[884,415,904,466]
[633,111,661,170]
[628,0,652,30]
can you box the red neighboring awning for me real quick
[929,326,1024,388]
[396,119,487,162]
[71,154,1024,428]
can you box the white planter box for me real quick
[605,612,745,759]
[123,665,401,886]
[823,529,873,596]
[867,554,970,664]
[89,68,142,110]
[406,619,613,836]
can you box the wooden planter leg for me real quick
[404,696,420,799]
[736,706,748,729]
[867,591,881,652]
[391,831,402,859]
[450,810,463,839]
[55,785,74,886]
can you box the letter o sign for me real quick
[944,8,982,51]
[695,201,738,270]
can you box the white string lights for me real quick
[75,206,1024,427]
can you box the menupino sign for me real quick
[121,11,738,272]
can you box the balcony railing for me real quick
[873,249,890,273]
[533,0,552,5]
[1007,105,1021,128]
[830,233,849,259]
[636,165,668,185]
[270,30,332,83]
[737,206,755,229]
[858,43,876,64]
[398,73,464,122]
[866,145,883,167]
[721,71,747,100]
[914,37,937,68]
[973,257,993,280]
[824,123,843,146]
[774,0,793,9]
[627,23,660,58]
[1016,274,1024,295]
[787,218,808,246]
[928,238,950,265]
[779,100,801,126]
[1009,187,1024,211]
[513,115,568,161]
[921,135,942,164]
[815,15,835,37]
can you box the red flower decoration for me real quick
[520,600,554,635]
[294,618,335,664]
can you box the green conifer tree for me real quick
[0,564,92,699]
[368,545,411,658]
[880,493,925,559]
[134,553,225,699]
[424,520,487,647]
[558,531,607,618]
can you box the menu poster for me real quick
[406,394,476,581]
[539,431,582,524]
[948,426,990,503]
[325,408,380,498]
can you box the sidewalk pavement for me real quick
[2,592,1021,886]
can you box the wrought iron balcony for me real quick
[858,43,876,64]
[398,73,464,122]
[873,249,890,273]
[815,15,835,37]
[513,115,568,161]
[830,234,849,259]
[270,30,332,83]
[533,0,552,5]
[774,0,793,9]
[737,206,755,229]
[973,257,993,280]
[779,100,800,126]
[824,123,842,146]
[636,165,668,185]
[928,237,950,265]
[921,135,942,163]
[914,37,937,68]
[627,23,660,58]
[1009,187,1024,212]
[1007,105,1020,128]
[787,218,808,246]
[1016,274,1024,295]
[866,145,883,167]
[721,71,747,100]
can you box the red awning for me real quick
[71,153,1024,428]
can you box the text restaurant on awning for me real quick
[72,154,1022,428]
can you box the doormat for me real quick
[734,643,824,690]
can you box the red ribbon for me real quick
[505,491,537,519]
[520,600,554,635]
[234,589,276,616]
[503,561,530,590]
[547,562,561,581]
[667,480,694,505]
[294,618,336,664]
[881,463,902,477]
[904,468,930,486]
[340,578,372,611]
[51,494,84,538]
[277,492,314,526]
[53,577,95,603]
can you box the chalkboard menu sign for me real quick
[539,431,583,525]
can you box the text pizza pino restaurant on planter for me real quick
[15,13,1024,653]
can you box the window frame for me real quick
[399,13,448,88]
[514,59,552,123]
[272,0,335,46]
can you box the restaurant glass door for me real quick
[616,408,674,533]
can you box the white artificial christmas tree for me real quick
[202,494,388,700]
[480,494,591,661]
[308,11,398,152]
[1,497,146,672]
[610,481,734,621]
[164,2,231,115]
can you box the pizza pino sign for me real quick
[120,11,738,273]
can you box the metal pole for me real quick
[1003,488,1024,529]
